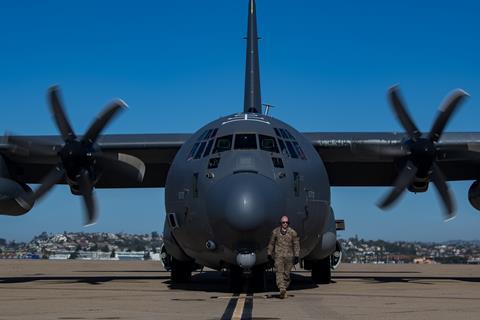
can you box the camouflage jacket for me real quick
[267,226,300,258]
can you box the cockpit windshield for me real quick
[189,130,296,160]
[234,134,257,150]
[213,135,233,153]
[259,134,279,153]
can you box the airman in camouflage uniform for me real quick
[267,216,300,299]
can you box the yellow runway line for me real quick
[231,293,246,320]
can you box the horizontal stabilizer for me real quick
[335,219,345,231]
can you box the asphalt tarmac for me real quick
[0,260,479,319]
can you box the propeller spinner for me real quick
[7,86,145,225]
[377,85,469,220]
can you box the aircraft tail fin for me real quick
[243,0,262,114]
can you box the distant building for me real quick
[414,257,436,264]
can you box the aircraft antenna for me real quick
[243,0,262,114]
[262,103,276,116]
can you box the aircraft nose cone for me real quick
[207,173,283,232]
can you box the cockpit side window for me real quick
[273,127,306,160]
[188,128,219,160]
[293,141,306,160]
[194,141,207,159]
[187,142,200,160]
[259,134,279,153]
[203,139,214,157]
[234,134,257,150]
[213,135,233,153]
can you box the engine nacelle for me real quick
[0,177,34,216]
[468,180,480,211]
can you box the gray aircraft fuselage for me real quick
[163,113,337,269]
[161,0,338,272]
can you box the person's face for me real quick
[281,220,289,227]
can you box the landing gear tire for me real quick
[311,257,331,284]
[171,258,192,283]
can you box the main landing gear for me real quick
[311,257,331,284]
[170,258,195,283]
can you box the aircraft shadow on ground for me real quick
[0,275,170,285]
[168,271,317,293]
[332,274,480,284]
[77,270,167,273]
[2,270,479,290]
[0,270,314,292]
[332,270,421,274]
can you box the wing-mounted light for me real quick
[377,85,469,220]
[7,85,145,225]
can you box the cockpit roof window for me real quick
[278,139,289,157]
[194,141,207,159]
[285,129,295,140]
[285,140,298,158]
[279,128,289,139]
[213,135,233,153]
[234,133,257,150]
[259,134,279,153]
[274,128,281,137]
[210,128,218,139]
[204,129,213,140]
[197,130,208,141]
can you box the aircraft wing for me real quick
[0,133,191,188]
[305,132,480,186]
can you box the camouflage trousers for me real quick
[274,256,293,290]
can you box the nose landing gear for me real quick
[229,265,267,292]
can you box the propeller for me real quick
[377,85,469,220]
[7,86,145,225]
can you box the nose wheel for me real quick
[170,258,194,283]
[229,266,267,292]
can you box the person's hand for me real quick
[293,256,299,265]
[267,254,274,262]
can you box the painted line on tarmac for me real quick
[241,293,253,320]
[220,293,239,320]
[232,293,246,319]
[220,293,254,320]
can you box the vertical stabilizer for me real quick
[243,0,262,114]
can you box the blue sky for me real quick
[1,0,480,242]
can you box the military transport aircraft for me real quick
[0,0,479,288]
